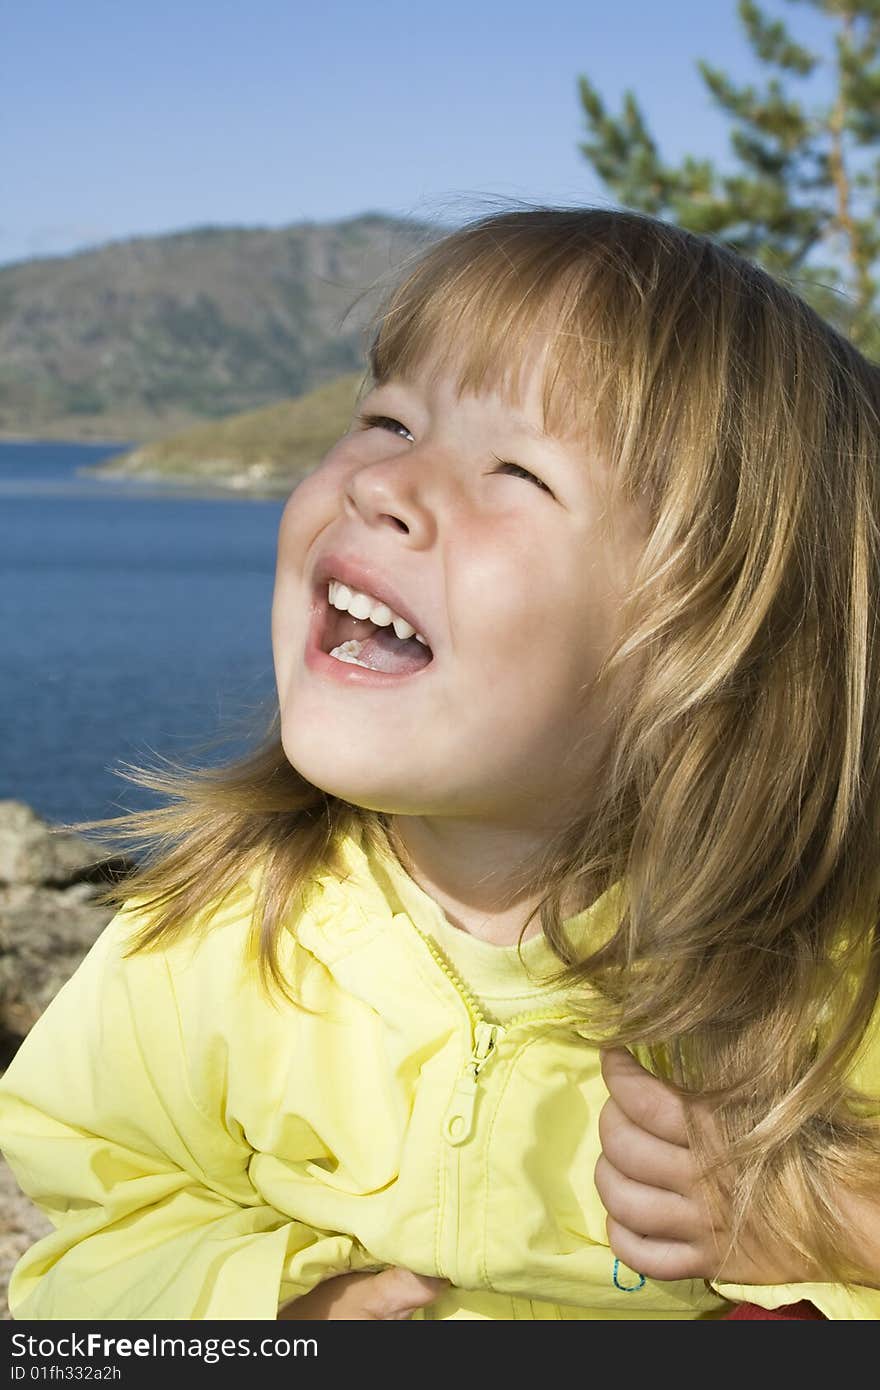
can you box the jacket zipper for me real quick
[408,920,575,1284]
[409,921,576,1142]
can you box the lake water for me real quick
[0,441,288,831]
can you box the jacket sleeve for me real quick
[0,898,366,1321]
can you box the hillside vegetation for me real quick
[84,371,366,496]
[0,214,440,440]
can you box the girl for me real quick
[1,206,879,1321]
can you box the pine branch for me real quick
[574,0,880,355]
[739,0,818,72]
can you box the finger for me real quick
[605,1215,706,1283]
[600,1047,689,1145]
[599,1096,698,1194]
[595,1153,703,1242]
[367,1267,450,1319]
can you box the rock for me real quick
[0,804,138,1059]
[0,805,140,1317]
[0,800,130,887]
[0,882,119,1053]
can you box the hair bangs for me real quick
[364,223,614,459]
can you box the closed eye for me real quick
[356,413,414,441]
[489,452,554,495]
[355,414,554,495]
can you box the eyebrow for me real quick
[508,417,553,444]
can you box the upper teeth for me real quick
[328,580,428,645]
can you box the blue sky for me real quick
[2,0,839,266]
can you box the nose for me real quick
[343,447,440,543]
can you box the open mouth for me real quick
[318,594,435,676]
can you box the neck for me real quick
[384,814,585,947]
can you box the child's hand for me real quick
[278,1266,450,1319]
[595,1046,819,1287]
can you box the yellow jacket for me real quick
[1,825,878,1320]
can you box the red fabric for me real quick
[723,1299,826,1320]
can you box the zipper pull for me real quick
[473,1020,504,1065]
[442,1022,504,1146]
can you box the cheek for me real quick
[271,483,324,668]
[511,578,621,731]
[276,469,330,553]
[273,447,354,577]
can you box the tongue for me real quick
[333,626,432,675]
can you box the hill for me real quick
[0,214,441,441]
[83,371,366,497]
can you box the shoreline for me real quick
[0,438,297,501]
[77,464,293,500]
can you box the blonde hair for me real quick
[66,204,880,1285]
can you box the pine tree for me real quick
[577,0,880,360]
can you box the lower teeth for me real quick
[328,638,371,668]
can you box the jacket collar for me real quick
[293,819,624,969]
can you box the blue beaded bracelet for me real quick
[613,1258,647,1292]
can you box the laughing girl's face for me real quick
[271,343,650,831]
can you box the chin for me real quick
[278,735,418,814]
